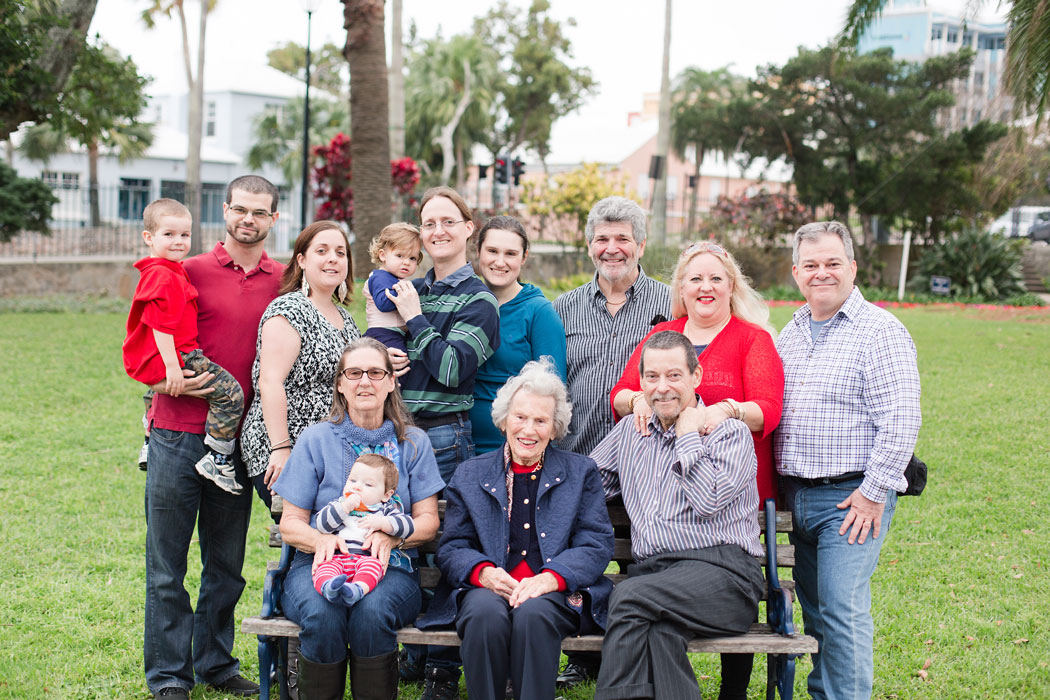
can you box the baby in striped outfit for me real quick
[312,453,414,606]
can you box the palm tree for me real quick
[404,34,499,187]
[650,0,672,245]
[843,0,1050,119]
[670,67,742,234]
[247,97,350,187]
[343,0,390,279]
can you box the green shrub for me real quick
[911,229,1026,301]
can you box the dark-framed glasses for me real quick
[420,218,466,233]
[340,367,391,381]
[228,205,274,220]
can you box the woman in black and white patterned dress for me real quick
[241,221,361,515]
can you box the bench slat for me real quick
[242,617,816,655]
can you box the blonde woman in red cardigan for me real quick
[609,242,783,700]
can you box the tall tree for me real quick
[737,46,973,245]
[843,0,1050,120]
[0,0,98,140]
[142,0,213,254]
[267,40,347,97]
[247,96,350,187]
[473,0,596,168]
[650,0,672,245]
[404,33,499,186]
[670,67,744,234]
[388,0,405,161]
[342,0,389,278]
[20,37,153,226]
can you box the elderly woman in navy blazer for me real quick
[417,358,614,700]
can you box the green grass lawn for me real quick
[0,303,1047,699]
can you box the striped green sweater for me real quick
[401,264,500,418]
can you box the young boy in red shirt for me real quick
[122,198,245,494]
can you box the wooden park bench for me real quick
[242,498,816,700]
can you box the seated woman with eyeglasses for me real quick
[609,242,784,700]
[241,222,361,518]
[273,337,444,700]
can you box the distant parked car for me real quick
[988,206,1050,237]
[1027,212,1050,244]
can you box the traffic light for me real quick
[478,164,488,180]
[512,158,525,186]
[495,156,508,184]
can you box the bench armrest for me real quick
[260,543,295,620]
[763,499,795,637]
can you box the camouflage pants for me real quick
[180,349,244,454]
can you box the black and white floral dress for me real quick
[241,291,360,479]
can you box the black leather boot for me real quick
[297,653,347,700]
[349,650,399,700]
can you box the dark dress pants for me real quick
[595,546,764,700]
[456,588,578,700]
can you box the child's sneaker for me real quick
[138,438,149,471]
[194,450,242,494]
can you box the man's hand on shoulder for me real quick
[837,488,885,544]
[674,406,703,436]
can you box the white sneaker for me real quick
[194,451,243,494]
[138,440,149,471]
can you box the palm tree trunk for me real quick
[650,0,672,245]
[185,1,207,255]
[87,137,101,227]
[344,0,391,279]
[388,0,405,160]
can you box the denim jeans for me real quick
[425,417,475,487]
[401,418,475,676]
[784,476,898,700]
[282,553,422,664]
[144,427,253,694]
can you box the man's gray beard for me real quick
[227,221,268,245]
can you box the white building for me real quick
[857,0,1013,129]
[7,61,315,255]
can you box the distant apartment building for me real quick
[857,0,1013,129]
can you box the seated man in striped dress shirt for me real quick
[590,330,765,700]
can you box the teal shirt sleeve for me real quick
[529,300,567,382]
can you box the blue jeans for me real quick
[425,418,475,487]
[282,554,422,663]
[144,428,253,694]
[784,476,898,700]
[402,418,474,676]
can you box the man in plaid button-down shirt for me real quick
[776,221,921,700]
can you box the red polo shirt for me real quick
[123,257,200,385]
[151,242,284,435]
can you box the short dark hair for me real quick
[638,330,699,375]
[226,175,279,212]
[354,452,400,492]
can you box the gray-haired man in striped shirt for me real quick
[591,331,765,700]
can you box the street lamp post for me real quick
[300,0,321,231]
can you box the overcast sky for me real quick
[88,0,1005,163]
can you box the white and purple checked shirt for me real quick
[775,287,921,503]
[592,415,762,559]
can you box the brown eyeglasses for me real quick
[340,367,391,381]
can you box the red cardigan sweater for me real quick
[609,315,784,502]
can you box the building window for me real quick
[41,171,80,190]
[962,31,973,45]
[205,101,216,137]
[161,180,185,203]
[974,71,984,87]
[973,108,982,123]
[947,28,958,43]
[201,183,225,223]
[930,25,943,40]
[118,178,152,221]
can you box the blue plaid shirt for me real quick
[775,287,921,503]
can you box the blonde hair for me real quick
[670,242,776,337]
[369,222,423,265]
[143,198,191,233]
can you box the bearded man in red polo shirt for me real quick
[143,175,284,699]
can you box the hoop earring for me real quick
[301,274,310,297]
[338,280,348,303]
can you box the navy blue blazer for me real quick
[416,445,615,631]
